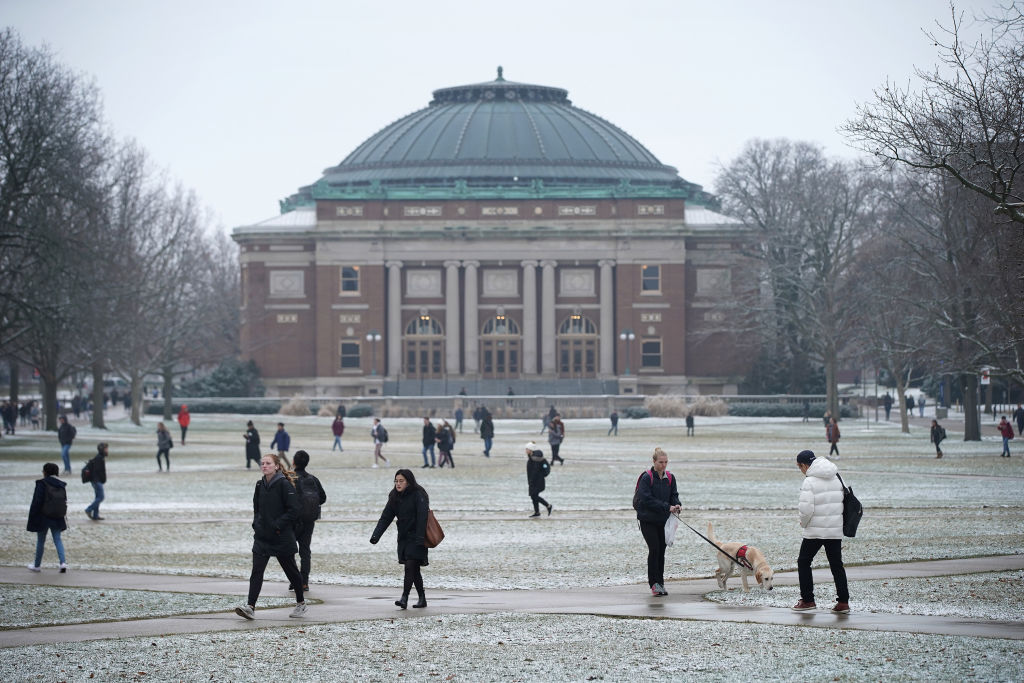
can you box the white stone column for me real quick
[463,260,480,376]
[387,261,402,377]
[445,260,461,375]
[521,260,538,375]
[599,259,615,376]
[540,259,557,375]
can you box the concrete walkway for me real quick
[3,555,1023,648]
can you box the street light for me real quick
[366,330,382,375]
[619,328,636,375]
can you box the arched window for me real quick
[557,313,598,378]
[404,314,444,378]
[481,315,520,378]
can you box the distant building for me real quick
[232,69,753,396]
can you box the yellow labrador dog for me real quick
[707,522,774,592]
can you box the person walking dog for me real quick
[634,447,680,597]
[792,450,850,614]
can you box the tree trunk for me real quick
[41,373,58,431]
[942,374,952,408]
[895,373,909,434]
[162,365,174,421]
[984,382,993,415]
[90,362,106,429]
[824,346,839,420]
[9,359,18,405]
[130,373,144,426]
[962,373,981,441]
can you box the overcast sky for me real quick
[4,0,996,231]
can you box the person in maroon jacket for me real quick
[331,415,345,452]
[998,416,1014,457]
[826,416,841,458]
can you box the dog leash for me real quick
[673,514,753,570]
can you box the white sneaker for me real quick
[234,604,255,620]
[27,564,41,572]
[289,602,307,618]
[372,463,379,468]
[59,563,67,573]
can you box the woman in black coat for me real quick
[370,468,429,609]
[235,453,308,620]
[635,447,681,596]
[27,462,68,572]
[525,442,553,517]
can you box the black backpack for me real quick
[836,473,863,538]
[297,475,321,522]
[377,425,389,443]
[42,481,68,518]
[81,459,93,483]
[541,459,551,477]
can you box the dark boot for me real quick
[395,593,409,609]
[413,594,427,608]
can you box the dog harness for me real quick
[736,545,754,570]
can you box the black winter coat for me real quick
[635,467,680,525]
[251,472,299,555]
[527,450,549,496]
[422,423,437,447]
[479,417,494,439]
[27,476,67,532]
[87,452,107,484]
[58,422,75,445]
[370,488,429,566]
[245,427,261,458]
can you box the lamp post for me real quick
[619,328,636,375]
[366,330,382,375]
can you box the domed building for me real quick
[232,69,753,397]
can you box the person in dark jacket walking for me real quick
[57,415,76,474]
[235,453,308,620]
[547,414,565,465]
[292,450,327,591]
[27,463,68,572]
[369,468,430,609]
[331,415,345,452]
[84,443,108,521]
[635,447,681,596]
[685,413,695,437]
[436,419,455,468]
[155,422,173,472]
[608,410,619,436]
[244,421,261,468]
[270,423,292,468]
[421,417,437,468]
[479,412,494,457]
[826,417,840,458]
[930,419,946,458]
[525,442,553,517]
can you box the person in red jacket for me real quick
[331,415,345,452]
[998,416,1014,458]
[176,405,191,445]
[826,416,840,458]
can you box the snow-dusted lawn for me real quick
[2,611,1022,682]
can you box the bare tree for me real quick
[844,3,1024,226]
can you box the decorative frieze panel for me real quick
[482,269,518,297]
[640,312,662,323]
[696,268,731,295]
[481,206,518,216]
[403,206,442,217]
[558,205,597,216]
[336,206,364,217]
[559,268,595,297]
[269,270,305,298]
[637,204,665,216]
[703,310,726,322]
[406,269,442,297]
[338,314,362,324]
[276,313,298,324]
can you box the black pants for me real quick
[296,521,315,585]
[246,451,260,469]
[180,426,188,444]
[639,520,667,587]
[797,538,849,603]
[530,493,549,514]
[550,443,563,463]
[402,560,424,598]
[829,442,839,456]
[156,448,170,470]
[247,551,304,606]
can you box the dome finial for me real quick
[496,65,504,82]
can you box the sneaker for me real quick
[289,602,307,618]
[546,504,553,516]
[372,463,379,468]
[792,600,817,611]
[651,583,667,596]
[27,564,41,572]
[234,604,255,620]
[59,563,67,573]
[529,512,541,517]
[831,602,851,614]
[93,516,104,521]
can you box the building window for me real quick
[340,266,360,294]
[641,265,661,293]
[641,338,662,368]
[340,341,361,370]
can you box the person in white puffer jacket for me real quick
[792,450,850,614]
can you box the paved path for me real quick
[2,555,1023,648]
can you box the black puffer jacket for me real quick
[527,450,549,496]
[634,467,680,525]
[370,488,429,566]
[27,476,67,532]
[251,472,299,555]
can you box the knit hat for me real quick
[796,450,816,465]
[525,441,537,452]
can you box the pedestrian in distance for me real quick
[472,405,482,433]
[1014,404,1024,436]
[57,415,76,474]
[802,400,810,423]
[919,395,926,417]
[634,447,680,597]
[369,468,431,609]
[998,416,1014,457]
[547,413,565,465]
[234,453,308,621]
[371,417,390,468]
[291,450,326,592]
[608,409,619,436]
[29,401,40,429]
[244,421,261,469]
[83,443,108,521]
[906,395,915,416]
[930,419,946,458]
[331,415,345,452]
[27,463,68,573]
[421,417,437,468]
[454,406,464,433]
[883,393,893,421]
[155,422,173,472]
[685,413,695,437]
[826,416,841,458]
[336,403,347,419]
[525,442,552,518]
[176,404,190,445]
[436,419,455,468]
[479,411,494,457]
[270,422,292,468]
[541,404,557,434]
[792,450,850,613]
[822,410,831,429]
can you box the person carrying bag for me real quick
[633,447,681,597]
